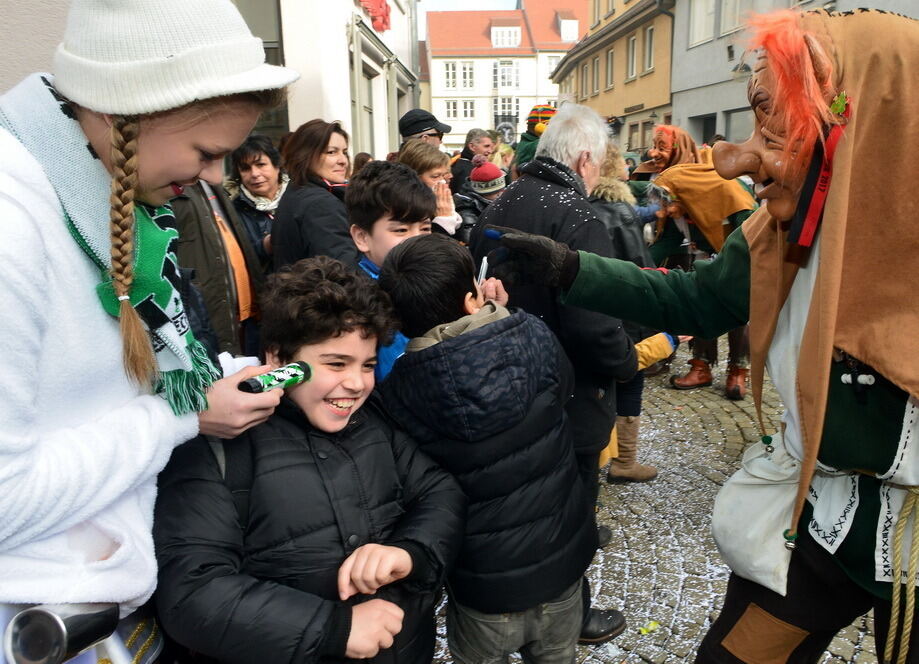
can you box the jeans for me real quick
[447,579,584,664]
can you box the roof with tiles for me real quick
[428,10,533,57]
[427,1,588,57]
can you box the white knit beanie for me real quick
[53,0,299,115]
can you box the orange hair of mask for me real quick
[746,10,836,164]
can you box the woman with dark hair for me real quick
[230,134,288,268]
[271,119,359,269]
[350,151,373,178]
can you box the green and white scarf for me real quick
[0,73,220,415]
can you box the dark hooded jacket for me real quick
[153,396,465,664]
[469,157,638,453]
[380,306,597,614]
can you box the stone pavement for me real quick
[431,347,879,663]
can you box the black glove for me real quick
[484,225,580,289]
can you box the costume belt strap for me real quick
[788,94,851,248]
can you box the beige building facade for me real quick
[553,0,674,153]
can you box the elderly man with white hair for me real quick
[469,103,638,645]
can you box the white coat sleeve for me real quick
[0,186,199,552]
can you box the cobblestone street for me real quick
[433,347,878,663]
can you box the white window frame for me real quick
[605,48,614,88]
[492,27,521,48]
[644,26,654,71]
[689,0,716,46]
[445,100,458,119]
[548,55,561,73]
[626,35,637,79]
[461,61,474,89]
[444,61,457,89]
[462,99,475,119]
[581,64,589,98]
[592,0,601,24]
[497,60,519,89]
[495,96,517,118]
[720,0,750,34]
[592,56,600,94]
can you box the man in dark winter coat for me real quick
[450,128,495,194]
[379,234,597,663]
[469,103,638,645]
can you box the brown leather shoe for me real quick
[725,364,749,400]
[670,358,712,390]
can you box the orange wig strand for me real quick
[653,125,700,167]
[746,10,836,164]
[653,125,676,147]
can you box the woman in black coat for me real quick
[588,145,660,484]
[272,120,359,269]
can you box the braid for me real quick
[109,116,157,386]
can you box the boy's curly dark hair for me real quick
[260,256,397,363]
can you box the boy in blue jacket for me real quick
[346,160,434,379]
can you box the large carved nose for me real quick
[713,134,761,180]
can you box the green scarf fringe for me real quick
[155,340,223,416]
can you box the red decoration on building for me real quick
[360,0,391,32]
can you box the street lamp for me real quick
[649,110,659,122]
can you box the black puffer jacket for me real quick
[469,157,638,452]
[154,397,465,664]
[272,177,359,270]
[381,308,597,614]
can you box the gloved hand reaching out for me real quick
[484,226,580,290]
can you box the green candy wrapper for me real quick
[239,362,312,393]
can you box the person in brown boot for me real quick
[671,357,713,389]
[607,415,657,483]
[725,364,748,400]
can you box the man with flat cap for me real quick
[398,109,451,150]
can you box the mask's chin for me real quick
[766,198,798,222]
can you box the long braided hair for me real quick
[109,115,157,386]
[105,88,286,387]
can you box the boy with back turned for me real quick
[378,233,597,664]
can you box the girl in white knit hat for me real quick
[0,0,297,661]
